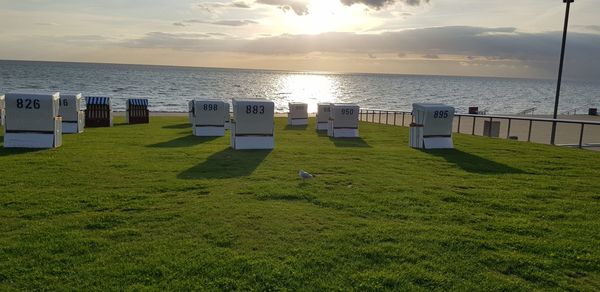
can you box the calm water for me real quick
[1,60,599,114]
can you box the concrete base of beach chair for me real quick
[327,121,334,137]
[231,135,274,150]
[62,112,85,134]
[423,137,454,149]
[316,122,328,131]
[288,118,308,126]
[4,133,62,148]
[332,128,359,138]
[193,126,225,137]
[4,120,62,149]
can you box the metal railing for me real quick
[359,109,600,149]
[517,107,537,115]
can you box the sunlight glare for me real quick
[276,74,340,113]
[280,0,379,34]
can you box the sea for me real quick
[1,60,599,114]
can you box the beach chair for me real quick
[188,100,194,125]
[85,96,113,127]
[328,103,360,138]
[231,99,275,150]
[126,98,149,124]
[288,102,308,126]
[0,94,5,127]
[59,93,85,134]
[191,100,228,137]
[3,92,62,148]
[224,102,231,130]
[410,103,455,149]
[316,103,331,131]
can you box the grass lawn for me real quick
[0,117,599,290]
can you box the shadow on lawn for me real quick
[285,125,308,131]
[0,147,46,156]
[178,148,271,179]
[163,123,191,129]
[147,135,219,148]
[424,149,525,174]
[329,137,372,148]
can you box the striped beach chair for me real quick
[85,96,113,127]
[126,98,149,124]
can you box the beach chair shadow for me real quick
[178,148,271,179]
[424,149,525,174]
[163,123,191,129]
[329,137,372,148]
[147,135,219,148]
[285,125,308,131]
[0,147,46,156]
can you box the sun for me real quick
[280,0,380,35]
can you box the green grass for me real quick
[1,117,599,290]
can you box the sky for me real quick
[0,0,599,80]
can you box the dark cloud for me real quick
[122,26,600,80]
[340,0,430,9]
[255,0,309,16]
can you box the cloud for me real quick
[255,0,309,16]
[422,54,439,59]
[35,22,58,26]
[340,0,430,9]
[574,25,600,33]
[182,19,258,26]
[121,26,600,79]
[197,1,251,13]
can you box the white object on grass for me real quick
[299,170,314,180]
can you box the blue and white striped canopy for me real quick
[128,99,149,106]
[86,96,111,105]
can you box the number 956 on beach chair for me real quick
[126,98,149,124]
[3,92,62,148]
[59,93,85,134]
[85,96,113,128]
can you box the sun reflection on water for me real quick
[273,73,340,113]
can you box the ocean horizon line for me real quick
[0,58,565,84]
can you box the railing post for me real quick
[402,112,406,127]
[472,117,476,135]
[393,112,397,126]
[528,120,533,142]
[507,118,512,139]
[488,117,493,137]
[457,116,462,134]
[579,124,585,148]
[372,110,375,123]
[386,111,389,125]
